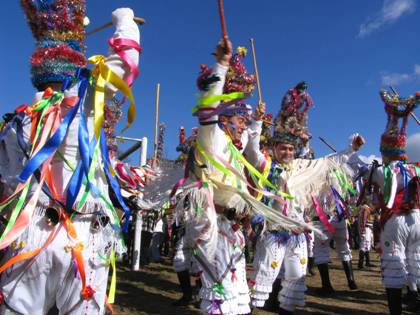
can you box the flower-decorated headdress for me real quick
[196,46,255,95]
[21,0,87,89]
[379,89,420,161]
[272,81,313,158]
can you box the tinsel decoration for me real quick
[156,123,166,162]
[20,0,87,89]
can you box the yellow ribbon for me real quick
[107,249,117,304]
[88,55,136,137]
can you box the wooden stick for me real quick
[86,17,145,36]
[318,136,337,153]
[153,83,160,162]
[249,38,262,103]
[217,0,229,43]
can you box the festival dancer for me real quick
[357,204,376,269]
[0,2,141,314]
[311,133,365,295]
[363,89,420,314]
[249,88,363,313]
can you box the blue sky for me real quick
[1,0,419,162]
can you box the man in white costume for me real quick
[0,2,140,314]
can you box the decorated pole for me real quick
[86,17,145,36]
[249,38,262,104]
[153,83,161,163]
[217,0,229,44]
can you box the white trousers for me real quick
[381,210,420,291]
[313,217,352,265]
[195,216,249,315]
[0,210,114,315]
[250,232,307,312]
[359,226,374,252]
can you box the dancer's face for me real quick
[274,142,295,164]
[220,115,247,140]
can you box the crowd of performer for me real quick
[0,2,419,315]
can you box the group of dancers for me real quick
[0,1,418,315]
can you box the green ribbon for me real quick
[192,92,245,113]
[212,282,227,300]
[383,165,392,203]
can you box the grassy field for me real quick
[112,250,414,315]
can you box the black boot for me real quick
[342,261,358,290]
[278,307,293,315]
[265,279,281,312]
[316,263,334,295]
[365,251,375,267]
[307,257,316,276]
[358,250,365,269]
[406,288,420,312]
[386,288,402,315]
[173,270,194,306]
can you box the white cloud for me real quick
[380,64,420,86]
[359,154,382,164]
[406,132,420,162]
[358,0,416,38]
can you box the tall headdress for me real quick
[273,81,314,158]
[196,46,256,118]
[379,89,420,161]
[21,0,87,89]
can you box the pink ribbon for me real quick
[311,196,336,234]
[108,37,141,87]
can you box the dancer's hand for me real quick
[215,38,232,67]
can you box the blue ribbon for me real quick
[397,161,409,202]
[100,129,131,232]
[331,186,350,220]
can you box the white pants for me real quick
[307,231,314,258]
[381,210,420,291]
[250,232,307,312]
[0,209,114,315]
[313,217,352,265]
[359,226,374,252]
[195,216,248,315]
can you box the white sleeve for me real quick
[243,119,266,170]
[196,63,228,151]
[105,8,140,95]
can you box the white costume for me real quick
[0,8,140,315]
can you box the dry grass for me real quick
[112,250,413,315]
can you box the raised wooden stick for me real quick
[153,83,160,162]
[249,38,262,103]
[86,17,145,36]
[319,136,337,153]
[217,0,229,44]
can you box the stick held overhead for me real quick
[86,17,145,36]
[217,0,229,44]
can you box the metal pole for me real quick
[140,137,148,166]
[131,210,142,271]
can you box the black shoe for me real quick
[342,260,358,290]
[265,279,281,312]
[316,263,335,295]
[386,288,402,315]
[365,252,375,267]
[173,295,195,306]
[173,270,193,306]
[358,250,365,269]
[405,289,420,313]
[278,307,293,315]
